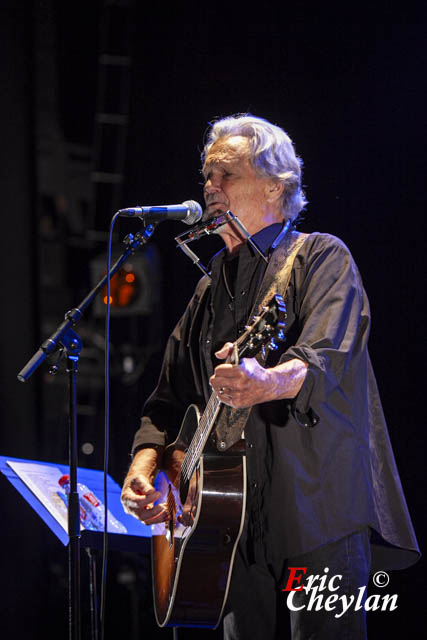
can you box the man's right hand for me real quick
[121,447,169,525]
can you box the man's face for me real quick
[202,136,281,243]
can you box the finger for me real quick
[214,342,234,360]
[128,482,162,505]
[220,395,235,407]
[210,365,241,391]
[136,502,169,524]
[178,510,195,526]
[143,505,171,525]
[129,477,157,496]
[123,487,161,505]
[212,363,237,376]
[121,489,161,513]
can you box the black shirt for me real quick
[209,223,283,370]
[133,226,420,571]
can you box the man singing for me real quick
[121,114,419,639]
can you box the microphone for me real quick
[118,200,203,225]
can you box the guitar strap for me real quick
[213,229,309,451]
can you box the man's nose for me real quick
[204,176,222,194]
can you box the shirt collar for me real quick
[249,222,285,255]
[209,221,285,268]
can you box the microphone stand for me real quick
[17,223,157,640]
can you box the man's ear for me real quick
[265,180,285,204]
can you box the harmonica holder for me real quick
[174,211,268,278]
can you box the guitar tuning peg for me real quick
[268,339,278,351]
[277,330,285,341]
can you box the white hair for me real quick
[202,114,307,222]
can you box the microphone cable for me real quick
[100,210,121,640]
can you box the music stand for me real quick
[0,455,151,638]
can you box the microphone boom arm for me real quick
[17,224,157,382]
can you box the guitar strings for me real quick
[181,393,221,481]
[180,306,274,483]
[180,324,251,482]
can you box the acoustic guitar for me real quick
[152,294,286,628]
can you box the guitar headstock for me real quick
[235,294,287,361]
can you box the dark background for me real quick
[0,3,425,638]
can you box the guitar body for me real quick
[152,404,247,628]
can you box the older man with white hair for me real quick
[121,114,419,639]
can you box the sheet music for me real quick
[7,460,69,532]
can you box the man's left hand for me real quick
[209,342,308,408]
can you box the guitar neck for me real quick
[179,294,286,484]
[181,392,221,483]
